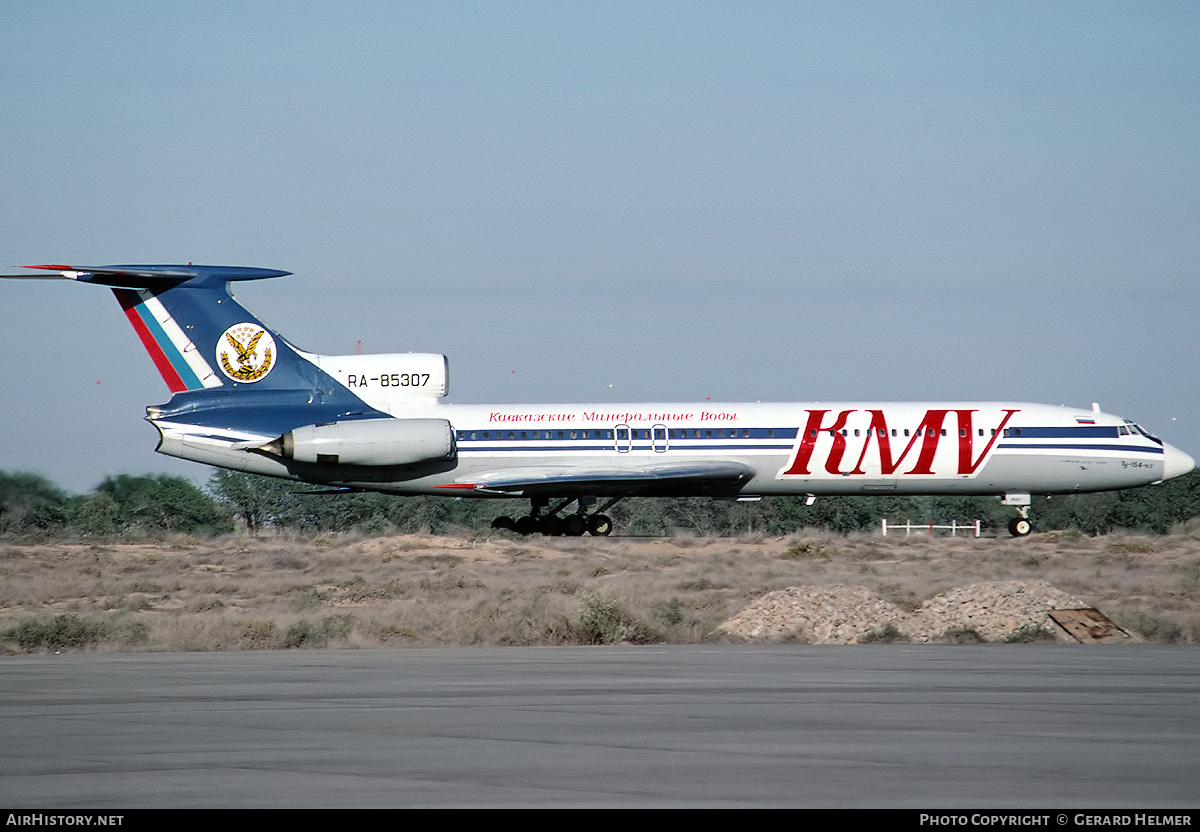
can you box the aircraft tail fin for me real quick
[4,264,308,394]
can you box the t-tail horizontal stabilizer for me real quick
[0,264,291,288]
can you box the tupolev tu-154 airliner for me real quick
[4,264,1193,537]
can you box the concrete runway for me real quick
[2,646,1198,807]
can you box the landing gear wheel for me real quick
[587,514,613,537]
[1008,517,1032,537]
[514,515,539,536]
[538,515,564,537]
[562,515,587,537]
[491,516,516,532]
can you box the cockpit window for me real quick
[1124,421,1162,443]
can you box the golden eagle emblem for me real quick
[216,323,275,382]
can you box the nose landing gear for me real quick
[1007,514,1032,537]
[1003,493,1033,537]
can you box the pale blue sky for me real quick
[2,2,1197,492]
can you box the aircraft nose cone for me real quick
[1162,442,1195,481]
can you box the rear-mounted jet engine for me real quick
[259,418,455,466]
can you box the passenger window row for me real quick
[454,428,795,441]
[808,428,1000,438]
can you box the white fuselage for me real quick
[153,399,1193,499]
[11,266,1190,520]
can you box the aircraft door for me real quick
[615,424,632,453]
[652,423,668,453]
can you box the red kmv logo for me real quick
[780,408,1020,477]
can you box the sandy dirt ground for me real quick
[2,529,1198,651]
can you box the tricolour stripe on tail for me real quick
[113,288,223,392]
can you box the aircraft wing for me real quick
[439,460,756,497]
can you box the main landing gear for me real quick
[491,496,619,537]
[1004,493,1033,538]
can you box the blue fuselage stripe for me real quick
[997,443,1162,454]
[1005,426,1121,438]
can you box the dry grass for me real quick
[2,528,1199,652]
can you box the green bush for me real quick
[283,615,357,648]
[1002,623,1058,643]
[574,591,654,644]
[239,618,278,648]
[781,540,830,560]
[939,625,985,644]
[860,623,910,643]
[1,613,149,652]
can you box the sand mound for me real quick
[718,585,908,643]
[905,580,1087,642]
[719,580,1088,643]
